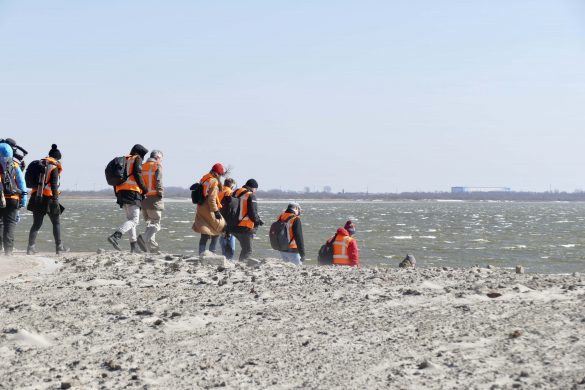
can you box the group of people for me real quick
[106,145,360,266]
[0,139,65,255]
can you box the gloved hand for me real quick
[214,211,222,220]
[49,199,60,215]
[256,219,264,226]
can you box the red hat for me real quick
[211,163,225,175]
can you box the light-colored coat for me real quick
[192,184,226,236]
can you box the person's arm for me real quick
[155,165,163,197]
[208,185,220,213]
[133,158,148,194]
[50,166,59,200]
[15,166,27,207]
[292,218,305,259]
[247,193,261,224]
[348,239,360,267]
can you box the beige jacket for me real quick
[192,184,226,236]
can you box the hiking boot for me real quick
[56,244,69,255]
[136,234,149,253]
[130,241,142,254]
[107,231,123,251]
[27,245,38,255]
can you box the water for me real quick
[12,199,585,274]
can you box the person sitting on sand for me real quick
[218,177,236,260]
[275,202,306,265]
[107,144,149,253]
[327,223,359,267]
[137,149,164,253]
[231,179,263,261]
[192,163,226,255]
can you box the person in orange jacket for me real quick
[218,177,236,260]
[275,202,305,265]
[328,223,359,267]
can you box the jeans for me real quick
[234,231,253,261]
[117,204,140,242]
[280,251,302,265]
[142,208,162,248]
[199,234,218,255]
[220,234,236,260]
[0,203,18,254]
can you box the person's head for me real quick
[224,177,235,189]
[130,144,148,159]
[211,163,225,178]
[244,178,258,193]
[344,220,356,236]
[150,149,163,162]
[48,144,62,160]
[286,202,301,216]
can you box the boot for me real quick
[56,244,69,255]
[130,241,142,254]
[27,245,38,255]
[107,231,123,251]
[136,234,149,253]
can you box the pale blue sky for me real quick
[1,1,584,192]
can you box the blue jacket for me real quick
[0,143,27,207]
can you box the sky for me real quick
[1,0,585,193]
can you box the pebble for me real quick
[516,266,524,274]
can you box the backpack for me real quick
[269,215,294,251]
[105,156,127,186]
[0,157,19,196]
[25,159,46,189]
[220,193,241,231]
[317,235,336,265]
[190,182,205,205]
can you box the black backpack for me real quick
[317,235,336,265]
[190,182,205,205]
[105,157,127,186]
[0,157,19,196]
[220,193,242,231]
[25,159,47,189]
[269,215,294,251]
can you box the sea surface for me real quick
[12,199,585,274]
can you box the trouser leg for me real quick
[48,211,61,246]
[209,235,218,253]
[2,206,17,254]
[118,204,140,242]
[28,210,45,246]
[143,209,161,246]
[199,234,210,255]
[234,231,253,260]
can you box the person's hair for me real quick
[224,177,235,188]
[150,150,163,159]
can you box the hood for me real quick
[0,143,14,158]
[130,144,148,159]
[336,228,350,237]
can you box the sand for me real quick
[0,252,584,389]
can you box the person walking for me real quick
[327,223,360,267]
[27,144,65,255]
[107,144,149,253]
[218,177,236,260]
[137,150,164,253]
[192,163,226,255]
[232,179,263,261]
[0,138,27,253]
[275,202,305,265]
[0,143,27,256]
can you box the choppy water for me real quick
[12,199,585,274]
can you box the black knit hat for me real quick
[245,178,258,189]
[48,144,62,160]
[130,144,148,159]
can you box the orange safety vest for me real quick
[31,157,63,198]
[141,161,160,197]
[235,188,254,229]
[332,235,354,266]
[217,186,233,206]
[115,155,142,193]
[200,173,220,208]
[1,160,23,200]
[278,212,298,250]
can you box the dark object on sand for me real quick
[510,329,524,338]
[399,254,416,268]
[487,292,502,298]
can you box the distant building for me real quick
[451,186,511,193]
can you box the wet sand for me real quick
[1,252,584,389]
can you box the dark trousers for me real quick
[199,234,219,255]
[28,209,61,247]
[0,203,19,254]
[234,231,254,260]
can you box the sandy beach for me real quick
[1,252,584,389]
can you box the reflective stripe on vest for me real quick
[278,212,298,249]
[236,188,254,229]
[142,161,159,196]
[200,173,220,208]
[217,187,233,206]
[115,155,141,193]
[332,235,353,265]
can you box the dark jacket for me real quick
[285,209,305,258]
[27,160,61,214]
[116,156,148,207]
[232,185,261,233]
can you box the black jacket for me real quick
[288,214,305,258]
[116,156,148,207]
[232,185,261,233]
